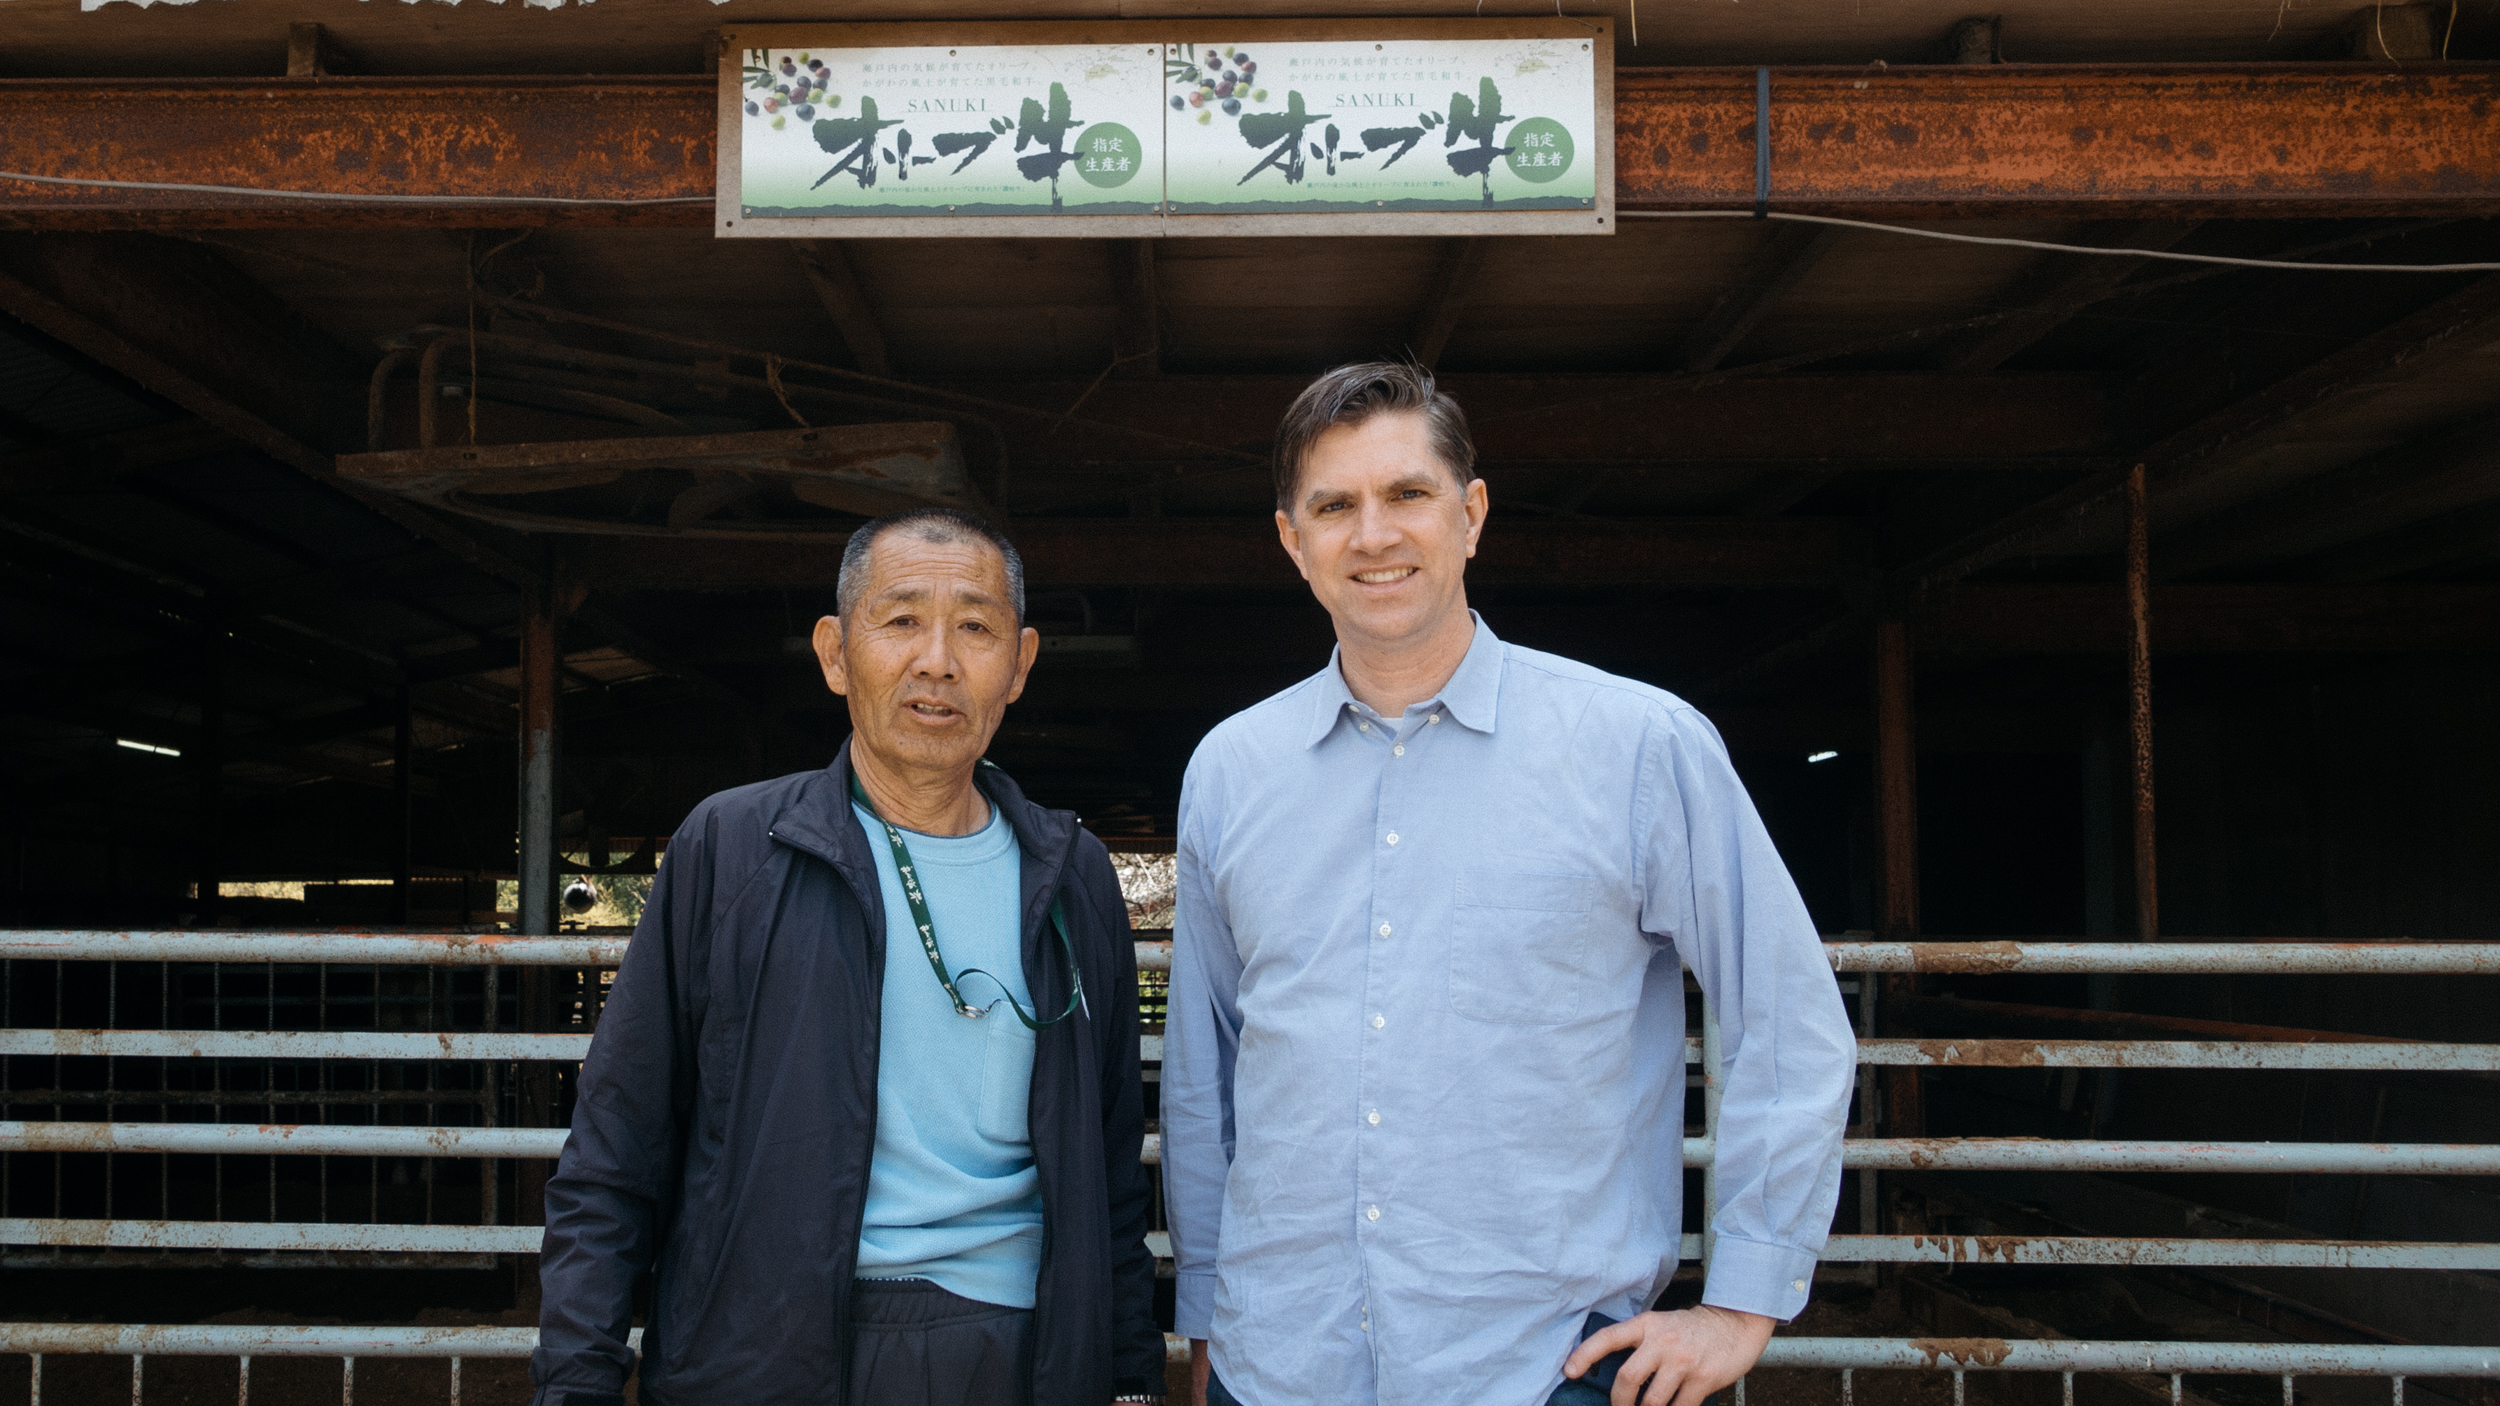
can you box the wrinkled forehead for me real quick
[855,532,1013,609]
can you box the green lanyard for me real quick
[849,771,1087,1030]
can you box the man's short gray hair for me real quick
[835,509,1027,625]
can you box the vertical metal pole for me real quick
[196,620,224,926]
[1700,1001,1724,1276]
[237,1356,248,1406]
[2126,463,2157,942]
[391,683,415,927]
[518,560,561,940]
[1872,608,1923,1177]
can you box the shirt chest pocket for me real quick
[974,1016,1037,1145]
[1447,870,1598,1026]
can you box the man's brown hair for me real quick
[1271,361,1478,514]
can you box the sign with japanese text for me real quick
[717,19,1613,238]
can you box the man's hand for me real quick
[1190,1338,1210,1406]
[1561,1305,1776,1406]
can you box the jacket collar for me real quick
[771,739,1082,936]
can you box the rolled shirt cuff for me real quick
[1698,1233,1820,1323]
[1172,1267,1218,1341]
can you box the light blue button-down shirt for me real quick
[1163,617,1856,1406]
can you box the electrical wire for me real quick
[1622,209,2500,273]
[0,169,711,206]
[9,168,2487,271]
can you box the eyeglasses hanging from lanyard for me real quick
[849,771,1088,1030]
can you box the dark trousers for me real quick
[848,1279,1033,1406]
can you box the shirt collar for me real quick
[1302,613,1504,748]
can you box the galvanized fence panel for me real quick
[3,931,2494,1397]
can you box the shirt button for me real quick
[1793,1278,1809,1292]
[1366,1205,1381,1221]
[1428,713,1440,724]
[1392,744,1405,757]
[1367,1109,1380,1125]
[1358,722,1372,733]
[1371,1014,1386,1029]
[1385,832,1400,845]
[1377,923,1391,937]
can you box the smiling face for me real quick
[815,530,1039,787]
[1275,410,1488,655]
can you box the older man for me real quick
[1162,364,1857,1406]
[533,509,1166,1406]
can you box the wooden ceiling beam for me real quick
[1932,219,2203,373]
[1673,224,1843,373]
[5,68,2497,228]
[793,241,891,378]
[944,372,2114,466]
[563,517,1865,591]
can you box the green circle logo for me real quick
[1504,117,1575,184]
[1076,123,1143,188]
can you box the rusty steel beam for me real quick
[1915,584,2500,654]
[0,78,712,230]
[1616,66,2500,218]
[5,69,2498,228]
[2,1219,542,1256]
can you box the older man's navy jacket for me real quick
[531,743,1164,1406]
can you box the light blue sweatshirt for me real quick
[852,801,1045,1309]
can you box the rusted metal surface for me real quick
[1825,940,2500,975]
[339,422,978,539]
[0,1030,592,1062]
[6,70,2499,227]
[0,931,630,964]
[1820,1236,2500,1270]
[0,930,1161,969]
[0,78,713,229]
[0,1120,567,1159]
[1832,1139,2500,1174]
[1756,1339,2500,1374]
[1893,992,2466,1047]
[1872,610,1922,1143]
[1615,66,2500,218]
[1856,1039,2500,1071]
[0,1322,567,1357]
[0,1219,541,1256]
[2127,461,2158,940]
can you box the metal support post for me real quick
[390,683,414,927]
[1871,608,1923,1186]
[2125,463,2158,941]
[1700,1001,1725,1277]
[517,562,561,940]
[195,619,224,926]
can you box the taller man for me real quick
[1163,365,1857,1406]
[534,509,1166,1406]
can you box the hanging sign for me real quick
[716,18,1613,238]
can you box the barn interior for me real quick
[1,0,2497,1401]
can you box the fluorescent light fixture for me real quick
[1806,750,1839,763]
[116,738,182,758]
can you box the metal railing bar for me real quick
[1855,1040,2500,1071]
[0,1121,563,1158]
[14,933,2500,976]
[1825,942,2500,975]
[0,933,631,966]
[16,1031,2493,1072]
[0,1030,592,1061]
[0,1327,2490,1375]
[1817,1236,2500,1269]
[1751,1340,2500,1375]
[0,1219,542,1254]
[12,1125,2495,1175]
